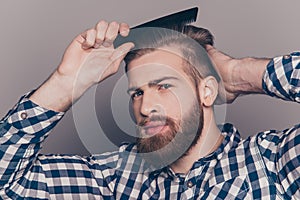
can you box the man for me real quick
[0,20,299,199]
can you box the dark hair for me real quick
[124,25,220,84]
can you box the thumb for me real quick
[111,42,135,65]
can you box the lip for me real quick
[142,122,168,136]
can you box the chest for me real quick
[113,148,284,199]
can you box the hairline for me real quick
[125,47,205,85]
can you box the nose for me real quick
[140,90,163,117]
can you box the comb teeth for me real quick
[132,7,198,29]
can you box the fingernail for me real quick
[120,30,129,36]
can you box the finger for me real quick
[110,42,135,65]
[95,20,109,48]
[119,23,130,37]
[205,45,218,58]
[205,44,214,51]
[82,29,97,49]
[206,45,232,61]
[103,21,120,47]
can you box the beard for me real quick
[136,100,203,169]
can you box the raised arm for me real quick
[206,45,300,104]
[30,21,134,112]
[207,46,300,197]
[0,20,134,198]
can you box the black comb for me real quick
[114,7,198,46]
[131,7,198,29]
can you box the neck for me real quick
[170,108,223,174]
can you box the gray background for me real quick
[0,0,299,155]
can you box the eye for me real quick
[158,83,172,90]
[131,90,143,100]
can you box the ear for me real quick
[199,76,218,107]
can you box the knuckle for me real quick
[85,40,93,46]
[95,38,103,44]
[96,33,105,42]
[105,33,117,41]
[104,35,113,41]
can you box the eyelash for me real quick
[158,83,172,90]
[131,90,143,100]
[130,84,173,100]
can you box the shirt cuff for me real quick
[3,91,64,134]
[262,52,300,101]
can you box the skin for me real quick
[29,20,270,174]
[127,49,224,173]
[127,50,200,128]
[206,45,269,103]
[30,21,134,112]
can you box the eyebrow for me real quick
[127,76,179,94]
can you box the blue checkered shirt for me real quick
[0,53,299,199]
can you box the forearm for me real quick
[206,45,271,103]
[232,52,300,103]
[29,70,89,112]
[207,46,299,101]
[232,57,270,94]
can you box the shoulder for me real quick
[256,124,300,149]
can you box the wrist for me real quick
[54,66,95,98]
[29,70,88,112]
[29,73,71,112]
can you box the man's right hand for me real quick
[30,21,134,112]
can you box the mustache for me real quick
[137,115,175,127]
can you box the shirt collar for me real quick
[195,123,242,164]
[116,123,242,176]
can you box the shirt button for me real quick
[283,55,291,59]
[20,112,28,119]
[187,181,194,188]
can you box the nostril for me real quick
[151,104,165,115]
[140,103,165,117]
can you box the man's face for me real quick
[127,49,204,167]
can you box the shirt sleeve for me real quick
[0,93,116,199]
[0,92,64,193]
[277,126,300,198]
[262,52,300,103]
[259,53,300,197]
[257,126,300,198]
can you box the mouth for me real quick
[141,122,168,136]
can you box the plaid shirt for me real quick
[0,53,299,199]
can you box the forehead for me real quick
[128,48,185,70]
[127,49,189,85]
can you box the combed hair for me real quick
[124,25,220,84]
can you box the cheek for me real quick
[161,90,188,120]
[131,100,141,119]
[172,88,199,119]
[164,95,181,119]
